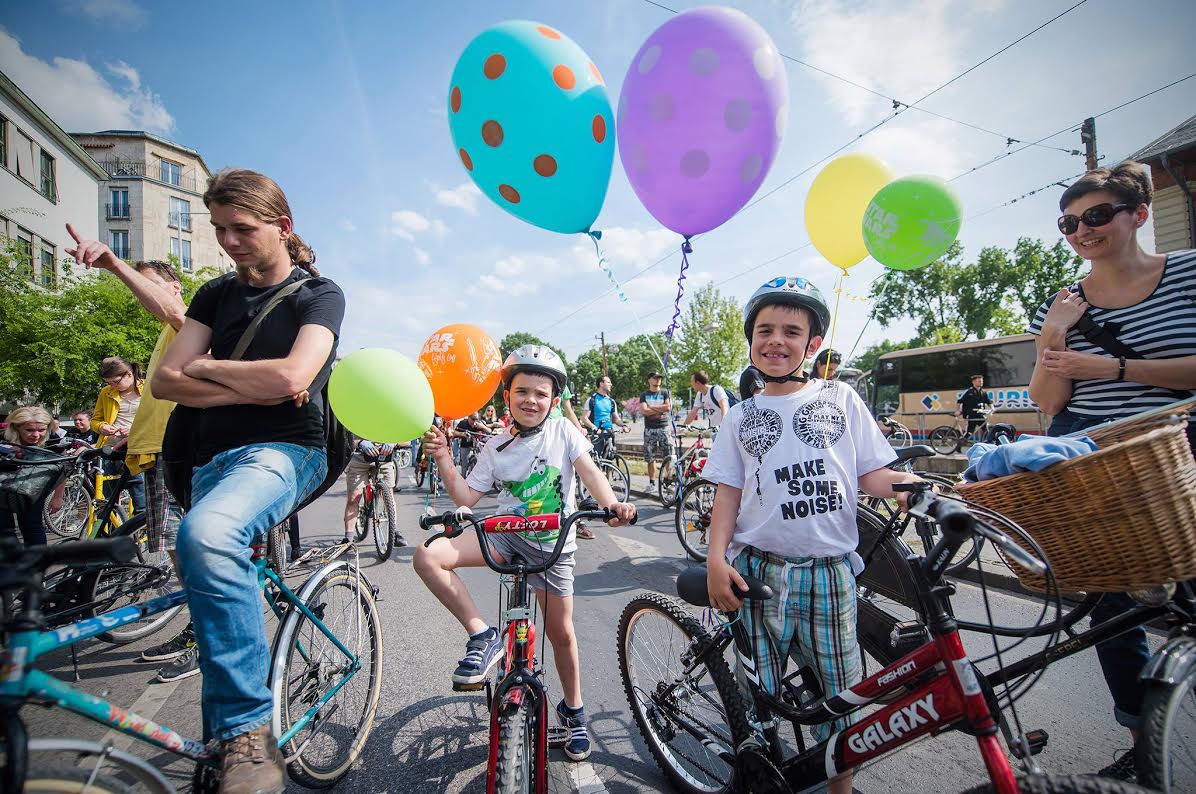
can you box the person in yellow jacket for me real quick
[91,356,145,513]
[68,224,195,682]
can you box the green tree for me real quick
[498,332,567,366]
[670,282,748,398]
[569,348,604,403]
[1005,237,1085,323]
[848,338,912,374]
[606,332,667,402]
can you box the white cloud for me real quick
[64,0,147,28]
[863,117,973,178]
[580,226,676,268]
[337,219,358,233]
[479,273,537,296]
[434,182,483,215]
[0,29,173,134]
[790,0,967,125]
[413,247,431,266]
[389,209,447,241]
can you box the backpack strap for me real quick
[229,278,308,361]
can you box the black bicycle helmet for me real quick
[813,349,842,369]
[742,276,831,341]
[738,365,765,401]
[500,345,567,395]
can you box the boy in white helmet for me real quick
[703,277,926,794]
[414,344,636,761]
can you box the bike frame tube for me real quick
[18,589,190,660]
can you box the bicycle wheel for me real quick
[657,458,680,508]
[272,563,382,788]
[43,474,92,538]
[612,453,631,487]
[960,772,1153,793]
[854,507,927,669]
[929,426,962,455]
[1137,653,1196,792]
[414,458,427,488]
[394,447,412,469]
[87,514,183,644]
[493,695,534,794]
[675,478,716,562]
[618,593,748,794]
[353,485,372,543]
[373,485,395,562]
[579,460,628,503]
[268,521,289,575]
[24,763,135,793]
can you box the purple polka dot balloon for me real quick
[617,6,788,237]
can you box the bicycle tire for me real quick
[612,453,631,488]
[23,762,135,793]
[617,593,748,794]
[493,695,534,794]
[353,485,372,543]
[578,459,628,504]
[43,474,91,538]
[1137,654,1196,792]
[959,772,1154,793]
[373,485,395,562]
[675,478,716,562]
[87,514,183,644]
[414,458,427,488]
[657,460,680,508]
[268,521,289,575]
[929,426,962,455]
[271,564,382,788]
[394,447,412,469]
[461,449,478,480]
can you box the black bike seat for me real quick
[677,565,773,608]
[891,445,937,465]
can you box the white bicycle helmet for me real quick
[742,276,831,341]
[501,344,567,395]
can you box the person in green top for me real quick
[550,384,586,432]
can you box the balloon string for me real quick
[824,269,845,367]
[662,239,692,543]
[589,231,667,370]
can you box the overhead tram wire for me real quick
[539,2,1092,337]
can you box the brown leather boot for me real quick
[219,725,285,794]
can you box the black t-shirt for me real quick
[63,427,98,445]
[186,268,345,463]
[639,388,671,429]
[958,387,993,421]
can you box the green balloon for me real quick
[328,348,434,443]
[862,175,962,271]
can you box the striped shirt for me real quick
[1027,249,1196,419]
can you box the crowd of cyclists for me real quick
[2,159,1194,793]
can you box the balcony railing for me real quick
[98,160,200,192]
[106,203,131,219]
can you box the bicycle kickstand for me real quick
[70,641,82,682]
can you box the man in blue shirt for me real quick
[583,375,626,433]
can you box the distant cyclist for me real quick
[683,370,730,429]
[955,374,994,438]
[583,375,626,435]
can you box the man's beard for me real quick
[234,260,267,283]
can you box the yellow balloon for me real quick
[804,153,894,270]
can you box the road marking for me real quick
[607,533,686,569]
[97,675,187,753]
[550,757,608,793]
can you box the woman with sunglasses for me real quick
[1027,161,1196,782]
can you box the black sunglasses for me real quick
[1057,203,1132,235]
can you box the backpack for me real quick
[710,384,740,410]
[161,277,352,512]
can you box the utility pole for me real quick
[1081,117,1099,172]
[597,332,608,376]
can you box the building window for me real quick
[108,188,129,219]
[159,158,181,186]
[169,197,191,231]
[40,246,57,288]
[170,236,192,270]
[0,115,7,170]
[16,228,34,281]
[182,239,192,271]
[109,230,129,260]
[13,128,35,184]
[40,150,56,201]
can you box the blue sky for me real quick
[4,0,1195,366]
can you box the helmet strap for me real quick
[496,388,554,451]
[758,364,808,385]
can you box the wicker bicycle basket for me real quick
[955,417,1196,592]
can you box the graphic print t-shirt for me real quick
[640,388,671,429]
[466,417,591,552]
[692,386,729,428]
[703,381,896,565]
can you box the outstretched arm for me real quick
[65,224,186,330]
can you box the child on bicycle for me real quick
[414,344,636,762]
[703,277,925,794]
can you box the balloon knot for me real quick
[588,229,603,241]
[681,238,693,254]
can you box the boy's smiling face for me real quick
[750,304,821,379]
[505,372,558,426]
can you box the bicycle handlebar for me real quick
[904,486,1046,576]
[420,506,637,575]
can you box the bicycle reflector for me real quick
[483,513,561,534]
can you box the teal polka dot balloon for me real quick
[448,21,614,235]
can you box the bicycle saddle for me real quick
[676,565,774,607]
[891,445,937,465]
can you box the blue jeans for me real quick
[176,442,326,741]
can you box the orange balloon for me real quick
[417,324,502,420]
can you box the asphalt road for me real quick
[22,469,1155,793]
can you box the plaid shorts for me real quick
[732,546,862,742]
[643,427,671,465]
[144,459,183,553]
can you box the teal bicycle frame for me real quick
[1,547,365,789]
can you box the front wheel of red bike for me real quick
[493,696,535,794]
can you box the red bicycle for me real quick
[419,504,636,793]
[618,485,1151,794]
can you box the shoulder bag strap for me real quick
[229,278,309,361]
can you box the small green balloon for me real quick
[862,175,962,271]
[328,348,434,444]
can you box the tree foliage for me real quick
[0,241,216,413]
[668,281,748,398]
[869,237,1083,344]
[847,338,912,374]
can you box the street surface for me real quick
[23,465,1155,793]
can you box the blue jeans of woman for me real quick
[1050,408,1148,730]
[175,442,326,742]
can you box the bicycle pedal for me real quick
[1012,729,1049,758]
[547,725,569,749]
[453,681,486,692]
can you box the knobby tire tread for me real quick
[1136,666,1196,792]
[494,698,534,794]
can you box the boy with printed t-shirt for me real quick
[703,276,924,794]
[414,345,636,762]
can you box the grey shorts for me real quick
[643,427,672,464]
[483,531,576,597]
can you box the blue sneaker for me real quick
[453,628,504,686]
[556,699,590,761]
